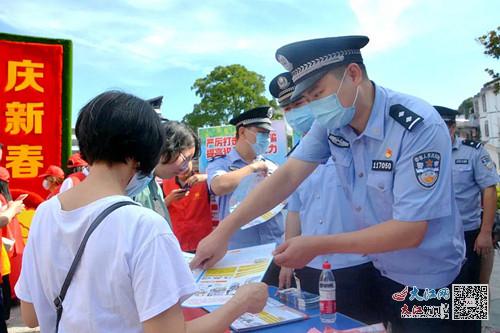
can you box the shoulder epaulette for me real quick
[462,140,482,149]
[389,104,424,131]
[208,155,226,162]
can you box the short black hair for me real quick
[235,124,257,140]
[0,181,11,201]
[235,125,242,139]
[159,121,200,164]
[76,91,164,174]
[331,63,368,80]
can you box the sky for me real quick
[1,0,499,124]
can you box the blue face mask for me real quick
[250,132,271,156]
[285,104,315,137]
[308,70,359,130]
[126,171,154,197]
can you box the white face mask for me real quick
[308,69,359,130]
[245,130,271,156]
[125,171,154,197]
[42,179,50,190]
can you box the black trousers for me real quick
[455,228,481,284]
[262,260,281,287]
[452,228,482,333]
[292,262,382,325]
[1,275,10,321]
[373,270,457,333]
[0,280,6,333]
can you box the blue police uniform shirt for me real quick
[288,158,370,270]
[291,82,465,289]
[452,137,499,231]
[207,148,284,250]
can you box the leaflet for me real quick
[182,243,275,307]
[239,202,286,230]
[232,297,308,332]
[182,252,204,281]
[229,160,286,230]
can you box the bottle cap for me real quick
[322,261,331,269]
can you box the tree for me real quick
[477,27,500,94]
[183,64,279,130]
[458,97,473,119]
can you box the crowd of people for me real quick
[0,34,496,333]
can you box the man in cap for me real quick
[207,106,283,249]
[270,72,380,324]
[436,105,498,332]
[59,153,89,193]
[206,106,283,285]
[38,165,65,199]
[193,36,465,332]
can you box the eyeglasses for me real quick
[178,152,193,169]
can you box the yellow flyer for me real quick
[182,243,275,307]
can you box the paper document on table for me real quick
[230,298,307,332]
[182,243,275,307]
[182,252,204,281]
[204,297,307,332]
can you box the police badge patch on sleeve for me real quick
[413,152,441,189]
[480,155,494,170]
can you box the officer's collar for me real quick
[228,147,259,165]
[228,148,244,163]
[363,82,385,141]
[452,136,460,150]
[338,81,384,141]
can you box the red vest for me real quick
[162,178,213,252]
[46,184,62,200]
[68,171,86,186]
[0,193,25,294]
[0,194,25,257]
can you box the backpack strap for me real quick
[54,200,138,333]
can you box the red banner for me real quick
[0,40,63,199]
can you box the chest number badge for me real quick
[372,160,393,171]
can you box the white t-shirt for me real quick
[15,195,196,333]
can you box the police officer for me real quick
[206,107,284,284]
[193,36,465,332]
[270,72,380,324]
[436,106,498,280]
[436,106,498,333]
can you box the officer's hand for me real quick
[190,230,228,270]
[186,173,207,187]
[278,267,294,289]
[231,283,268,314]
[273,236,318,268]
[474,231,493,256]
[250,161,268,174]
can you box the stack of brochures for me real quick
[182,243,275,308]
[205,297,308,332]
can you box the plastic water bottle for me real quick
[319,261,336,324]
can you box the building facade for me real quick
[473,78,500,173]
